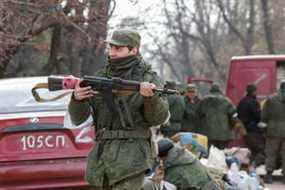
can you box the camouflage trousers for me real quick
[265,137,285,174]
[90,172,145,190]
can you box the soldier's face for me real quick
[187,91,196,99]
[107,44,137,60]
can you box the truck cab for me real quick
[226,55,285,105]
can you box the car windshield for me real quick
[0,78,71,114]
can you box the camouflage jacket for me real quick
[181,96,201,133]
[261,93,285,137]
[163,146,212,190]
[161,94,185,137]
[68,55,169,186]
[197,92,236,141]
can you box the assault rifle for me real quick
[32,75,179,107]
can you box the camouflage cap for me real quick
[210,83,220,93]
[165,81,176,89]
[186,83,197,92]
[106,29,141,47]
[246,84,257,94]
[158,138,173,157]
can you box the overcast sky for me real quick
[109,0,160,28]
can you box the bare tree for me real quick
[0,0,115,78]
[260,0,275,54]
[142,0,227,82]
[216,0,257,55]
[81,0,111,75]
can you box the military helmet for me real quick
[157,138,173,157]
[246,84,257,94]
[209,83,220,93]
[186,83,197,92]
[106,29,141,47]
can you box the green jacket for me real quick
[164,146,212,190]
[262,93,285,138]
[181,96,201,133]
[161,94,185,137]
[68,55,169,186]
[197,92,236,141]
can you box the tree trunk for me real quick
[81,0,109,75]
[260,0,275,54]
[42,24,62,74]
[245,0,256,55]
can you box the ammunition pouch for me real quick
[99,129,151,139]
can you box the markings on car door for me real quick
[20,135,65,150]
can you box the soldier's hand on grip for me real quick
[73,80,93,101]
[140,82,156,97]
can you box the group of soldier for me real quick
[151,75,285,187]
[163,78,285,185]
[67,28,285,190]
[162,82,237,150]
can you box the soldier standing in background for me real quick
[181,83,201,133]
[237,84,265,166]
[68,29,169,190]
[262,81,285,184]
[197,84,237,149]
[161,81,185,138]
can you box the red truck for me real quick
[226,55,285,105]
[0,77,94,190]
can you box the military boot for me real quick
[264,172,273,184]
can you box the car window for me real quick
[0,79,71,114]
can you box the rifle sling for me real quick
[32,83,72,102]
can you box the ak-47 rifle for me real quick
[32,75,179,110]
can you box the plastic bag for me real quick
[207,146,228,173]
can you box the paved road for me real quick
[265,182,284,190]
[256,165,284,190]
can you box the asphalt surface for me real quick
[265,182,284,190]
[256,165,285,190]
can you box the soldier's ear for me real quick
[130,47,138,55]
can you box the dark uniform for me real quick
[68,29,169,190]
[262,82,285,184]
[197,84,237,149]
[237,84,265,166]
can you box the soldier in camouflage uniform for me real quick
[262,81,285,184]
[197,84,237,149]
[156,138,222,190]
[68,29,169,190]
[161,81,185,137]
[181,84,201,133]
